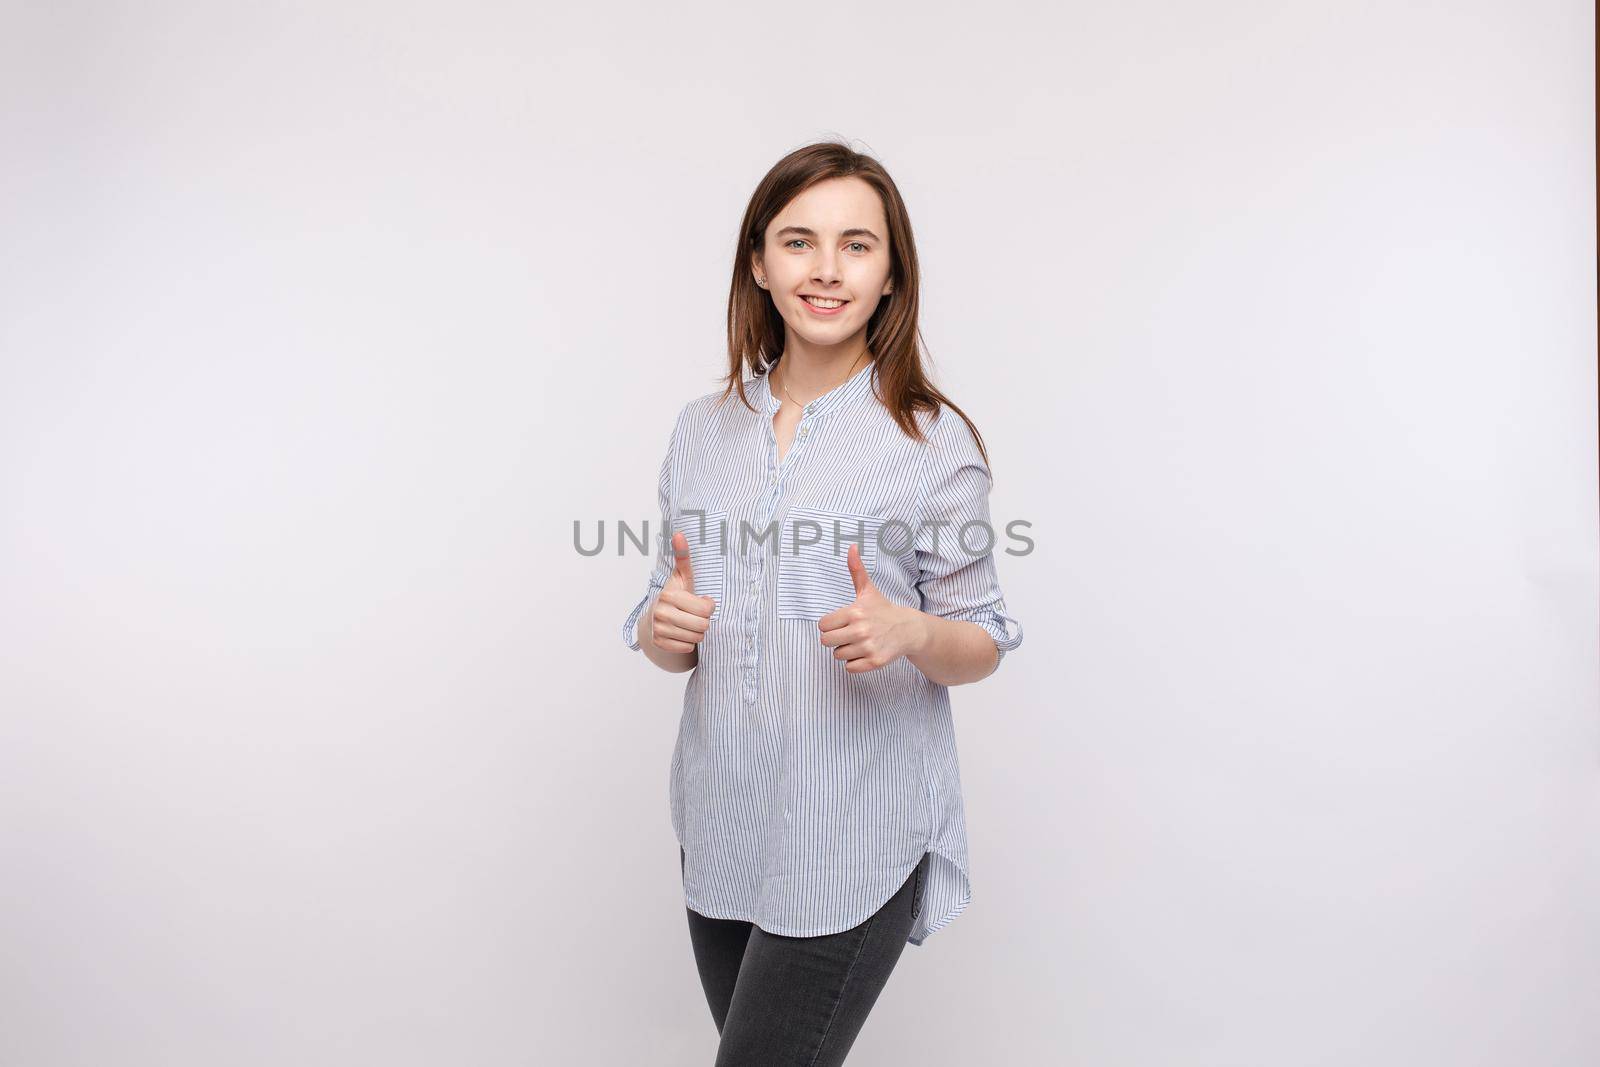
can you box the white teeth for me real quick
[804,296,845,308]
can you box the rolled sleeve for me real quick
[913,409,1024,668]
[622,409,683,652]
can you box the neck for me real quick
[772,342,870,406]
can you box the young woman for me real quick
[621,141,1024,1065]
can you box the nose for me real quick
[811,249,841,285]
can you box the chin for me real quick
[795,324,851,344]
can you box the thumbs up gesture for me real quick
[649,529,717,654]
[818,542,927,673]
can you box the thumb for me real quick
[670,529,716,612]
[671,530,695,587]
[847,542,874,597]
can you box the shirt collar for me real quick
[753,358,878,419]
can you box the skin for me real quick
[638,530,713,674]
[637,175,999,685]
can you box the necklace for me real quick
[773,350,868,411]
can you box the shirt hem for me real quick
[678,837,970,946]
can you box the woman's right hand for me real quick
[649,530,716,654]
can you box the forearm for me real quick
[904,609,1000,686]
[637,595,699,673]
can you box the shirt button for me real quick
[797,426,810,438]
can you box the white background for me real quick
[2,2,1596,1064]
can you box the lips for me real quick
[801,295,849,315]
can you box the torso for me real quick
[660,374,996,947]
[773,406,802,466]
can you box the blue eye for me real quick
[785,239,872,252]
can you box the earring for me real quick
[757,277,767,288]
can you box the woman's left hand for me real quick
[818,543,929,673]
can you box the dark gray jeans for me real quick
[681,846,931,1066]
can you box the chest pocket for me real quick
[776,506,883,620]
[672,508,728,619]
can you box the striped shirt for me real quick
[621,358,1023,945]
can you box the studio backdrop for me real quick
[1,2,1595,1065]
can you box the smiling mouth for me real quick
[802,296,849,309]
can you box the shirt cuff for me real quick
[954,604,1023,654]
[940,604,1023,672]
[622,576,668,652]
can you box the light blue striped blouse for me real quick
[622,359,1023,946]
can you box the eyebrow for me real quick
[774,225,883,243]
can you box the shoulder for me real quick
[687,382,734,414]
[916,401,981,454]
[912,401,991,491]
[664,378,762,445]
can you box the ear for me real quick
[752,253,766,288]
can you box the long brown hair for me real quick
[715,140,993,470]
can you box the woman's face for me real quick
[754,176,894,355]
